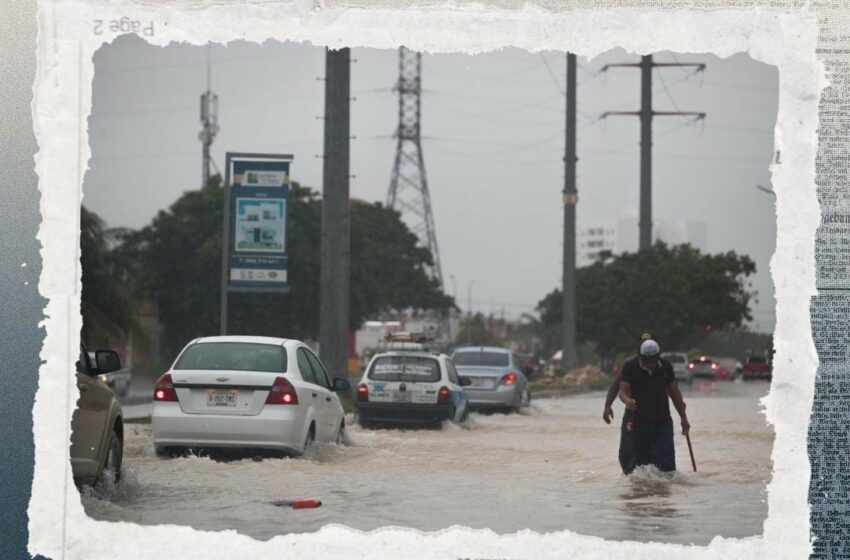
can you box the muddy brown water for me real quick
[82,380,772,545]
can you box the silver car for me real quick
[451,346,531,412]
[661,352,692,385]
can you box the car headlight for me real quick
[98,374,109,384]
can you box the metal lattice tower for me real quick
[386,47,443,288]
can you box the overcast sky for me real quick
[85,35,778,332]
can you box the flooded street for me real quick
[83,380,772,545]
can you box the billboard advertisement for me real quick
[224,153,292,291]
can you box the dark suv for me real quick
[72,344,124,486]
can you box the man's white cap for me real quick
[639,339,661,358]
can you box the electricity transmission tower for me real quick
[386,47,443,288]
[600,54,706,250]
[199,44,219,188]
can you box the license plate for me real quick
[207,389,237,407]
[472,378,490,388]
[393,391,412,403]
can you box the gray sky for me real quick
[86,35,778,332]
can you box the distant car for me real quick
[89,352,131,397]
[451,346,531,413]
[151,336,350,457]
[661,352,692,385]
[355,333,470,428]
[72,344,124,486]
[742,355,773,381]
[688,356,731,381]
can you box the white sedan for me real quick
[152,336,350,457]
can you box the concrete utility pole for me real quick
[561,53,578,369]
[601,54,706,250]
[199,44,219,188]
[319,47,351,381]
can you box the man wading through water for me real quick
[604,336,690,474]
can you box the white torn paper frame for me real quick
[29,1,823,559]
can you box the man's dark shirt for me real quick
[620,356,675,424]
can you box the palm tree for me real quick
[80,206,141,347]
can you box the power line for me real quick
[96,50,316,75]
[427,59,546,82]
[428,92,563,118]
[91,92,321,118]
[540,52,564,95]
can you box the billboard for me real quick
[223,153,292,291]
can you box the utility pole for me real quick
[561,52,578,369]
[601,54,705,249]
[319,47,351,381]
[199,44,219,188]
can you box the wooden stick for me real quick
[685,433,697,472]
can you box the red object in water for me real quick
[291,499,322,509]
[272,499,322,509]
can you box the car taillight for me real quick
[356,384,369,402]
[153,373,178,402]
[501,372,518,386]
[266,376,299,405]
[711,363,718,370]
[688,363,694,369]
[437,386,450,404]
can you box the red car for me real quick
[688,356,731,381]
[742,356,773,381]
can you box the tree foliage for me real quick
[454,313,506,347]
[80,206,140,346]
[536,243,757,364]
[112,178,453,360]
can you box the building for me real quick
[579,216,707,267]
[578,225,617,267]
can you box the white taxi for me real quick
[355,333,470,428]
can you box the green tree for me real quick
[115,178,453,360]
[455,313,506,347]
[536,243,756,367]
[80,206,140,346]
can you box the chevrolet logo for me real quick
[216,377,230,382]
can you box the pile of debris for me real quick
[535,364,609,388]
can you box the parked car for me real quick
[89,352,131,397]
[688,356,731,381]
[355,332,470,428]
[72,344,124,486]
[451,346,531,413]
[661,352,692,385]
[742,355,773,381]
[151,336,350,457]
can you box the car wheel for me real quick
[101,431,123,484]
[515,389,531,413]
[300,425,315,456]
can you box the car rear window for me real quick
[452,351,510,367]
[748,356,767,364]
[663,354,686,363]
[692,358,713,365]
[174,342,287,372]
[368,356,440,382]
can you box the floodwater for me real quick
[82,380,773,545]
